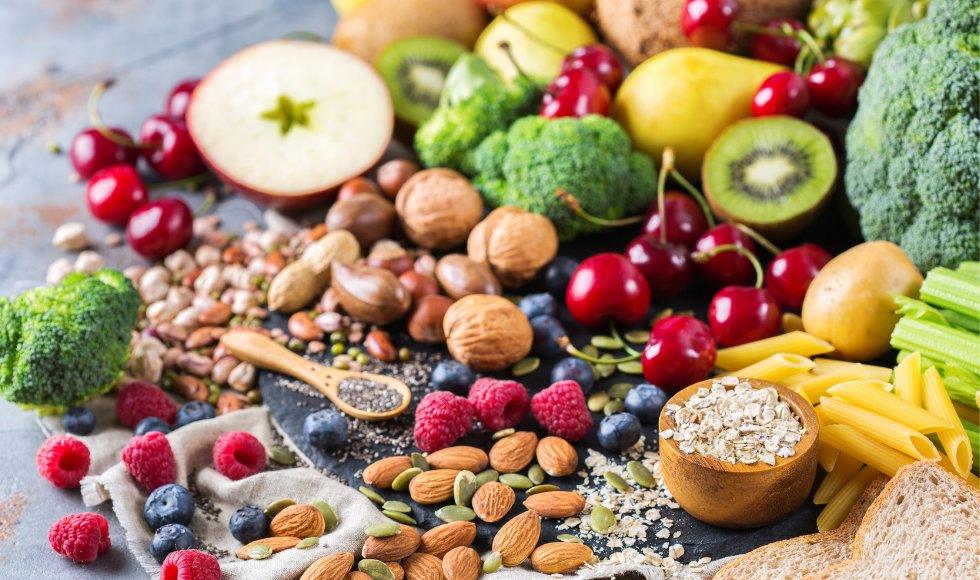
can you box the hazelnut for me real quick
[331,261,412,325]
[337,176,381,201]
[435,254,502,300]
[377,159,420,199]
[365,245,413,276]
[468,206,559,288]
[408,295,454,344]
[443,295,533,372]
[325,193,396,249]
[395,168,484,250]
[398,270,441,301]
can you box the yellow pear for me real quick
[612,48,784,178]
[330,0,373,16]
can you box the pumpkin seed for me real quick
[382,501,412,513]
[627,461,655,488]
[483,552,503,573]
[311,501,339,531]
[512,357,540,377]
[608,383,634,400]
[603,399,625,416]
[435,505,476,522]
[587,391,610,412]
[263,498,296,517]
[604,471,630,491]
[491,428,515,441]
[411,452,430,471]
[597,354,616,378]
[526,484,560,495]
[359,559,396,580]
[296,537,319,549]
[650,308,674,327]
[617,361,644,375]
[364,523,401,537]
[246,544,273,559]
[499,473,533,490]
[391,468,422,492]
[359,486,385,505]
[475,469,499,488]
[591,335,624,350]
[454,470,477,507]
[267,446,295,465]
[581,345,599,359]
[624,330,651,344]
[590,506,616,534]
[675,309,695,318]
[557,534,585,543]
[528,464,545,486]
[383,510,417,525]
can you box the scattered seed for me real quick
[603,399,625,416]
[247,544,273,559]
[617,361,644,375]
[332,358,349,370]
[581,345,599,359]
[331,343,345,355]
[512,357,540,377]
[246,389,263,404]
[360,559,396,580]
[590,505,616,534]
[483,552,503,573]
[337,377,404,414]
[263,498,296,517]
[475,469,499,488]
[650,308,674,327]
[492,428,515,441]
[296,537,320,549]
[311,501,339,531]
[364,523,401,537]
[267,446,295,465]
[624,330,651,344]
[411,452,430,471]
[382,501,412,513]
[383,510,417,525]
[454,470,477,507]
[359,486,385,505]
[557,534,585,543]
[398,348,411,362]
[609,383,634,400]
[587,391,610,412]
[526,484,559,495]
[597,354,616,378]
[391,468,422,492]
[604,471,630,491]
[499,473,533,490]
[434,505,476,522]
[528,464,545,486]
[591,335,624,350]
[628,461,655,488]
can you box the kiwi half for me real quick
[375,36,466,125]
[703,116,837,242]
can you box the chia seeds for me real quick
[337,377,403,413]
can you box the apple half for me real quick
[187,40,393,211]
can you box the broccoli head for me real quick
[0,269,141,413]
[844,0,980,271]
[471,114,656,241]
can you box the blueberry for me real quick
[530,315,567,358]
[624,384,668,425]
[544,256,579,299]
[134,416,172,436]
[597,413,642,452]
[228,505,269,544]
[431,361,475,396]
[519,293,560,319]
[174,401,216,429]
[550,357,595,394]
[304,409,348,451]
[144,483,195,530]
[149,523,196,563]
[62,406,96,436]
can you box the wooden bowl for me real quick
[659,377,819,529]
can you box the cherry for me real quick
[126,197,194,261]
[751,19,804,65]
[708,287,782,347]
[139,115,205,180]
[69,127,139,179]
[561,44,624,93]
[694,224,757,288]
[807,56,865,117]
[642,191,709,249]
[86,164,150,225]
[681,0,739,51]
[165,79,200,120]
[765,243,832,311]
[626,234,694,302]
[642,315,717,393]
[540,68,611,119]
[566,253,650,327]
[752,71,810,118]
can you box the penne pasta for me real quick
[796,365,873,403]
[893,351,922,407]
[827,381,953,433]
[816,465,882,532]
[724,353,816,383]
[814,452,864,505]
[819,396,940,461]
[952,400,980,425]
[812,358,893,382]
[715,331,833,371]
[923,367,973,478]
[938,452,980,490]
[782,312,804,333]
[781,372,816,388]
[819,424,918,477]
[813,404,840,471]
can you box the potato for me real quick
[801,241,923,362]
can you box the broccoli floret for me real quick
[471,115,657,241]
[0,269,141,413]
[414,75,542,175]
[844,0,980,271]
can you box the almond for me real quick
[237,536,300,559]
[425,446,489,472]
[491,510,540,566]
[471,481,515,523]
[442,546,480,580]
[301,552,355,580]
[536,436,578,477]
[523,491,586,518]
[417,521,477,559]
[346,573,372,580]
[270,504,326,538]
[385,561,405,580]
[363,456,413,488]
[488,431,538,473]
[403,553,446,580]
[409,469,461,504]
[530,542,593,574]
[363,524,420,560]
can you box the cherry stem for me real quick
[555,335,642,364]
[88,80,159,150]
[657,150,671,244]
[555,189,645,226]
[665,163,716,229]
[609,321,642,356]
[147,172,214,192]
[497,42,545,90]
[695,243,764,289]
[732,223,782,256]
[193,192,216,218]
[732,21,826,70]
[492,7,568,57]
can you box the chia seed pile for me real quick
[186,470,232,560]
[336,377,403,414]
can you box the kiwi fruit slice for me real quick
[375,36,466,125]
[703,116,837,242]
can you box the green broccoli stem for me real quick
[920,267,980,320]
[88,80,159,150]
[555,335,641,364]
[555,190,645,226]
[695,244,765,289]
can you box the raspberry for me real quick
[413,391,475,452]
[36,436,91,489]
[531,380,593,442]
[48,512,110,562]
[160,549,221,580]
[116,382,177,429]
[122,431,177,492]
[468,378,531,432]
[212,431,265,481]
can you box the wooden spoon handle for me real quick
[219,330,326,389]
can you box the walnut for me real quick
[395,168,485,250]
[443,294,533,372]
[468,206,558,288]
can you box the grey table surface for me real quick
[0,0,340,576]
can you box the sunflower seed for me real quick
[526,484,560,495]
[591,335,624,350]
[650,308,674,327]
[590,506,616,534]
[247,544,273,559]
[499,473,533,490]
[475,469,499,488]
[411,452,430,471]
[383,510,417,525]
[587,391,610,412]
[454,470,477,507]
[604,471,630,491]
[604,399,625,416]
[263,498,296,517]
[628,461,655,488]
[364,523,401,537]
[624,330,651,344]
[597,354,616,378]
[391,468,422,492]
[267,446,295,465]
[311,501,339,530]
[359,486,385,505]
[491,428,515,441]
[296,537,319,549]
[609,383,634,400]
[435,505,476,522]
[512,357,540,377]
[382,501,412,513]
[359,559,396,580]
[617,361,644,375]
[528,464,545,486]
[557,534,584,543]
[483,552,503,573]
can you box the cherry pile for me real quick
[540,44,623,119]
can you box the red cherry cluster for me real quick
[540,44,623,119]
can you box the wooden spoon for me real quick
[219,330,411,421]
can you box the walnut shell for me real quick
[468,207,558,288]
[395,168,485,250]
[436,254,502,300]
[331,261,412,325]
[443,294,532,372]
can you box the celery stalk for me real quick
[920,267,980,320]
[957,261,980,279]
[891,317,980,374]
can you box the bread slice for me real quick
[801,461,980,580]
[713,476,890,580]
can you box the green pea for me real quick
[331,342,345,355]
[398,348,412,362]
